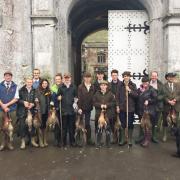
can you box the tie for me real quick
[6,83,10,90]
[170,83,173,92]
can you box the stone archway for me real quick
[63,0,164,85]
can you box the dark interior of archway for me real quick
[68,0,146,85]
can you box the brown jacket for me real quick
[163,82,180,112]
[119,80,138,112]
[78,83,95,112]
[93,90,116,120]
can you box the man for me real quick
[93,70,105,92]
[163,72,180,142]
[17,77,38,149]
[78,72,95,145]
[149,71,164,143]
[33,68,41,89]
[118,71,138,147]
[51,73,63,147]
[57,73,77,147]
[109,69,122,143]
[0,71,19,151]
[93,80,116,148]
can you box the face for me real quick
[97,73,104,81]
[42,81,48,89]
[64,77,71,84]
[123,75,130,82]
[167,76,175,83]
[33,70,40,79]
[84,76,92,84]
[4,74,12,82]
[151,72,158,81]
[26,79,33,89]
[142,82,149,88]
[111,73,118,81]
[100,84,107,92]
[55,76,62,85]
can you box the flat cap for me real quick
[165,72,176,79]
[122,71,131,77]
[4,71,13,76]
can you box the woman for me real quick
[37,79,51,147]
[137,77,157,147]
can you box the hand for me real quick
[74,98,78,103]
[24,101,29,108]
[4,107,9,112]
[104,104,107,109]
[57,95,62,101]
[144,100,148,106]
[1,103,8,110]
[28,103,34,109]
[116,106,120,113]
[78,109,82,114]
[50,101,54,106]
[101,104,105,109]
[126,86,131,92]
[73,102,78,111]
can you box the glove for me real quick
[50,101,54,106]
[73,102,78,112]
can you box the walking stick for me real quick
[124,80,130,150]
[59,100,63,147]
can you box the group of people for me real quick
[0,68,180,157]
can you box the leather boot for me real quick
[141,129,150,147]
[38,129,44,148]
[162,127,167,142]
[31,137,39,147]
[20,138,26,150]
[135,126,144,144]
[119,128,126,146]
[0,134,6,151]
[152,126,159,143]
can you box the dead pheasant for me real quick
[26,110,33,132]
[33,100,41,129]
[75,114,87,146]
[98,109,107,130]
[2,112,14,142]
[141,111,151,131]
[46,107,59,131]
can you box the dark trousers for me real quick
[83,111,91,141]
[40,113,48,129]
[62,114,75,146]
[18,117,36,138]
[119,112,134,129]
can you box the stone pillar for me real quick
[31,0,57,79]
[0,0,32,85]
[163,0,180,73]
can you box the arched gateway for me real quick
[0,0,180,84]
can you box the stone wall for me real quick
[0,0,180,85]
[0,0,32,85]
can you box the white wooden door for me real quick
[108,10,150,87]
